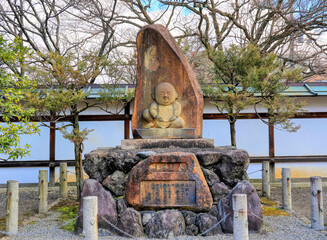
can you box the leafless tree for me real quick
[159,0,327,76]
[0,0,134,82]
[0,0,136,197]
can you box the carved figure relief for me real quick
[143,82,185,129]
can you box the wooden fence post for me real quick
[282,168,292,211]
[38,170,48,214]
[310,176,324,229]
[60,163,68,198]
[83,196,98,240]
[5,180,19,234]
[262,161,270,198]
[233,194,248,240]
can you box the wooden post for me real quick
[262,161,270,198]
[282,168,292,211]
[60,163,68,198]
[5,180,19,234]
[83,196,98,240]
[310,176,324,229]
[38,170,48,214]
[233,194,248,240]
[124,102,130,139]
[49,122,56,186]
[268,122,275,181]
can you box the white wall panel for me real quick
[275,119,327,156]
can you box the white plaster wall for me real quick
[1,96,327,183]
[300,96,327,112]
[275,118,327,156]
[0,167,49,184]
[55,121,124,160]
[203,119,269,156]
[247,162,327,179]
[0,122,50,161]
[204,96,327,114]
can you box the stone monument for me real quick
[78,24,262,238]
[131,24,203,139]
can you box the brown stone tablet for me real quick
[132,24,203,139]
[125,152,213,211]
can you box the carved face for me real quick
[155,82,177,106]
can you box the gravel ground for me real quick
[270,186,327,222]
[0,184,326,240]
[3,214,327,240]
[0,186,72,224]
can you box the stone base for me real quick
[135,128,196,139]
[121,138,215,150]
[81,146,261,237]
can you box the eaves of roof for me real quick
[84,82,327,98]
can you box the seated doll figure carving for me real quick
[143,82,185,129]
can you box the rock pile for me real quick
[76,146,262,238]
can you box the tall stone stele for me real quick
[132,24,203,139]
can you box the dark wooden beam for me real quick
[49,122,56,185]
[250,155,327,163]
[203,113,268,119]
[268,121,275,180]
[0,114,130,122]
[1,156,327,168]
[203,112,327,120]
[124,102,131,139]
[0,160,75,167]
[1,111,327,123]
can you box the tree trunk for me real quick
[72,113,83,199]
[230,120,237,148]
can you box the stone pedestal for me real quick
[121,138,215,149]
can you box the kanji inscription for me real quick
[141,181,196,206]
[149,163,188,172]
[125,152,213,211]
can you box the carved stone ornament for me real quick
[132,24,203,139]
[143,82,185,129]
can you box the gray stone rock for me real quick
[209,204,219,218]
[196,213,222,236]
[210,182,230,202]
[107,151,140,174]
[116,198,127,215]
[75,179,118,234]
[102,170,126,196]
[141,211,156,226]
[202,168,220,187]
[213,149,249,187]
[185,224,199,236]
[145,210,185,238]
[218,180,263,233]
[181,210,197,226]
[196,151,222,166]
[136,151,156,159]
[118,208,144,237]
[84,150,111,182]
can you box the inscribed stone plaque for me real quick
[125,152,213,211]
[131,24,203,139]
[141,181,196,206]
